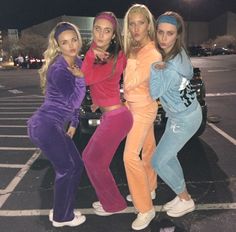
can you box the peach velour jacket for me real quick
[124,41,162,107]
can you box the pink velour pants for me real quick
[82,106,133,212]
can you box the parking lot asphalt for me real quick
[1,60,236,231]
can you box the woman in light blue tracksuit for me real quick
[149,11,202,218]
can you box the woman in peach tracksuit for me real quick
[122,4,162,231]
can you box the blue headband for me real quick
[54,23,76,42]
[157,15,177,27]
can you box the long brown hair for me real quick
[156,11,186,61]
[93,11,122,77]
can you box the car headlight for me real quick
[88,119,100,126]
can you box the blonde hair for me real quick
[39,22,82,94]
[123,4,157,56]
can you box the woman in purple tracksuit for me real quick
[27,22,86,228]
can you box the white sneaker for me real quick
[49,209,82,222]
[52,214,86,227]
[163,196,180,211]
[126,190,156,202]
[92,201,102,209]
[167,198,195,217]
[131,208,155,230]
[94,205,126,216]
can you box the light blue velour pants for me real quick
[152,103,202,194]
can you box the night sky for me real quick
[1,0,236,30]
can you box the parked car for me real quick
[14,55,44,69]
[212,47,231,55]
[20,56,44,69]
[78,67,207,137]
[188,46,211,57]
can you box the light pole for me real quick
[182,0,192,47]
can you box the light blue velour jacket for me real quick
[149,48,199,119]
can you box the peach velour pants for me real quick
[123,101,158,213]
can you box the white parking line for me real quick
[0,118,28,120]
[0,135,29,138]
[206,92,236,97]
[8,89,24,94]
[0,95,44,99]
[0,202,236,216]
[208,69,231,72]
[0,125,27,128]
[207,123,236,146]
[0,103,41,105]
[0,150,41,208]
[0,112,34,114]
[0,147,37,151]
[0,99,43,102]
[0,107,38,109]
[0,164,25,168]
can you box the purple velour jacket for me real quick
[31,55,86,128]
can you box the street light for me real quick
[182,0,192,47]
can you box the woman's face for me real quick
[128,12,150,46]
[57,30,80,58]
[157,22,178,53]
[93,18,114,50]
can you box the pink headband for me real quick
[95,13,117,29]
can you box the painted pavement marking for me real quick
[208,69,231,72]
[0,203,236,217]
[0,147,37,151]
[0,164,25,168]
[8,89,24,94]
[0,112,34,114]
[0,150,41,207]
[0,125,27,128]
[0,135,29,138]
[0,107,38,109]
[206,92,236,97]
[207,122,236,146]
[0,118,28,120]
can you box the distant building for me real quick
[21,11,236,47]
[188,11,236,46]
[0,29,19,61]
[7,29,19,41]
[22,15,95,39]
[209,11,236,39]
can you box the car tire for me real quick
[194,104,207,137]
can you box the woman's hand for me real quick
[93,47,110,63]
[154,62,166,70]
[91,103,99,112]
[67,65,84,78]
[66,126,76,138]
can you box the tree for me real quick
[213,35,236,49]
[2,37,20,60]
[18,32,47,57]
[80,38,91,57]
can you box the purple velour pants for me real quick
[27,114,84,222]
[82,106,133,212]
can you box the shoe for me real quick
[167,198,195,217]
[126,190,156,202]
[163,196,180,211]
[92,201,102,209]
[49,209,82,222]
[131,208,155,230]
[52,214,86,227]
[94,205,126,216]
